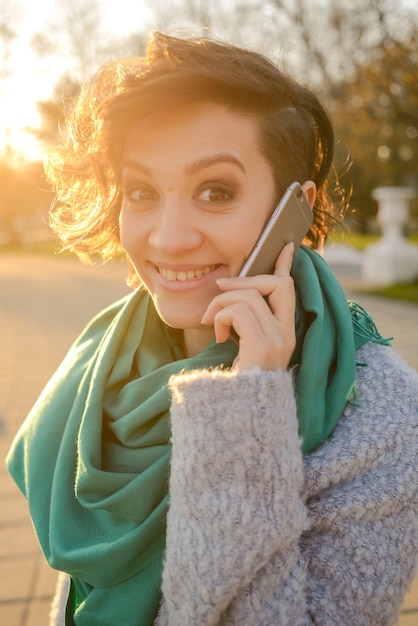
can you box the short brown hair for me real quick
[46,31,338,262]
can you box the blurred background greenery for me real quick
[0,0,417,257]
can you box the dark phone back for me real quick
[239,182,313,277]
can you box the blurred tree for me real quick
[31,2,147,149]
[0,0,145,238]
[35,76,82,147]
[143,0,418,88]
[31,0,110,83]
[0,159,53,244]
[0,14,15,78]
[0,0,22,157]
[137,0,272,53]
[258,0,416,88]
[330,31,418,230]
[149,0,217,33]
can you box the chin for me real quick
[153,303,204,331]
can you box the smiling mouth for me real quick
[157,264,219,281]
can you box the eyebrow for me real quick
[122,152,246,176]
[185,153,246,175]
[122,159,152,176]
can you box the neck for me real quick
[183,326,216,357]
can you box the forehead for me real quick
[122,101,261,155]
[122,102,264,174]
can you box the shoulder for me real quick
[355,341,418,404]
[302,343,418,625]
[352,342,418,445]
[304,341,418,496]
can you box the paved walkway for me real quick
[0,253,417,625]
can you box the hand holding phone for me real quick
[204,181,311,368]
[239,182,313,277]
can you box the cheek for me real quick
[231,203,274,270]
[118,208,127,242]
[242,208,271,246]
[227,231,259,274]
[119,211,143,254]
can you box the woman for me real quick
[6,31,418,626]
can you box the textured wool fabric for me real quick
[154,342,418,625]
[6,247,390,625]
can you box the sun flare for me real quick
[0,0,154,162]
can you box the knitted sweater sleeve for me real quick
[156,342,418,626]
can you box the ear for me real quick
[302,180,316,210]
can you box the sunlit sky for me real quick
[0,0,154,161]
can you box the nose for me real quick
[149,200,202,255]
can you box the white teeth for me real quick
[158,265,217,281]
[165,269,177,281]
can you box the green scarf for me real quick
[6,246,389,625]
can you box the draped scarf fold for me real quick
[6,246,390,625]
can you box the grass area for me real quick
[328,229,418,305]
[328,229,418,250]
[361,281,418,305]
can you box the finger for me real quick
[266,272,296,324]
[268,243,296,322]
[202,289,294,356]
[274,241,294,276]
[212,302,261,344]
[213,303,294,371]
[216,275,283,297]
[212,303,277,359]
[215,272,295,327]
[201,288,271,327]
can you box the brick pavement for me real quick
[0,254,130,626]
[0,253,417,625]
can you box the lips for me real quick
[157,264,218,281]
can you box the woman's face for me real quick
[119,101,277,337]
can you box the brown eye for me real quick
[196,184,234,204]
[127,186,158,202]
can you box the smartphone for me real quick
[239,182,313,277]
